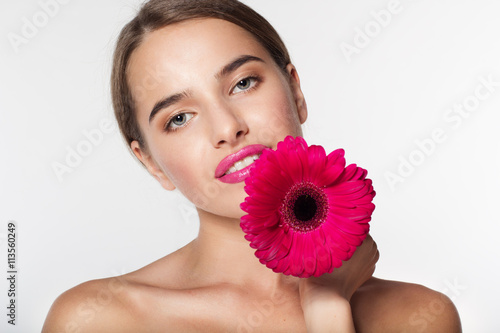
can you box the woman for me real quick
[43,0,461,331]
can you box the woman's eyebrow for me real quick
[215,55,265,80]
[149,91,190,124]
[148,55,264,124]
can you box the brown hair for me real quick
[111,0,291,154]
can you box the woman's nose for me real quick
[209,102,249,148]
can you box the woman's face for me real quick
[128,18,307,219]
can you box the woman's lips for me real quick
[215,144,268,184]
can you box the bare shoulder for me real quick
[41,276,142,333]
[42,245,200,332]
[351,277,462,333]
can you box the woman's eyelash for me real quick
[231,75,262,94]
[164,112,194,132]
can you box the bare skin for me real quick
[42,236,460,332]
[42,18,461,332]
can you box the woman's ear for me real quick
[130,140,176,191]
[286,63,308,124]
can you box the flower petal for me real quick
[302,233,317,277]
[307,145,327,183]
[250,226,283,250]
[257,228,292,262]
[239,136,375,278]
[329,213,368,235]
[289,233,305,276]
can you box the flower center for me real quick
[294,195,317,221]
[280,181,329,233]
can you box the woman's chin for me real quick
[195,201,247,221]
[187,182,250,220]
[220,205,248,221]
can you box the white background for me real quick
[1,0,499,331]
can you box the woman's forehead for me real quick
[128,18,270,81]
[126,18,275,113]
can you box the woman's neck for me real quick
[185,208,297,292]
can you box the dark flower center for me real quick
[294,195,317,221]
[280,181,329,233]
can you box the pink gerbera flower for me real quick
[240,136,376,278]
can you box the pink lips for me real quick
[215,144,268,184]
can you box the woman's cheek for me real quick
[248,105,297,143]
[264,105,303,141]
[268,83,303,133]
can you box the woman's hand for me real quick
[299,234,379,332]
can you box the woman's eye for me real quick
[166,113,194,131]
[232,77,259,94]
